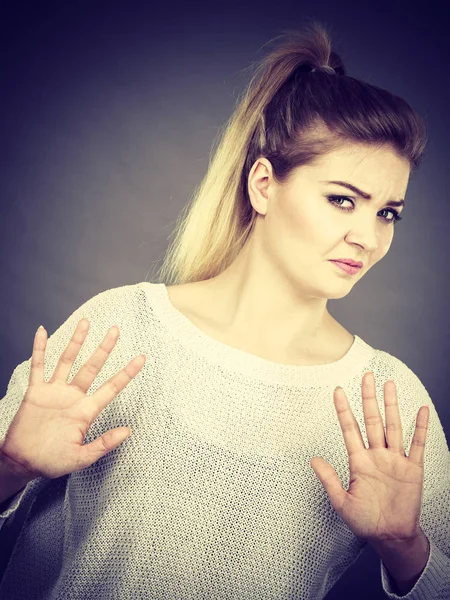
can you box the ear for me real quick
[247,158,275,216]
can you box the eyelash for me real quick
[327,195,403,224]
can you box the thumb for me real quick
[78,427,132,470]
[310,457,346,514]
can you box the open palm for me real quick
[310,372,429,543]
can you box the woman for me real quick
[0,21,448,600]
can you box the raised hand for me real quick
[310,371,429,544]
[0,319,146,482]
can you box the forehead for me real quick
[298,144,411,191]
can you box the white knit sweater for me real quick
[0,282,449,600]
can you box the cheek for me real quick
[380,228,394,251]
[268,197,305,238]
[262,203,311,261]
[372,233,393,264]
[274,201,337,253]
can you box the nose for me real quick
[345,220,380,254]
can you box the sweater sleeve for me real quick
[0,362,42,526]
[0,283,139,528]
[378,361,450,599]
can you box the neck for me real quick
[198,241,336,362]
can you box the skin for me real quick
[196,142,410,362]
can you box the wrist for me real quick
[0,446,34,484]
[369,531,430,592]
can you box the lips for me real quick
[331,259,363,268]
[330,261,362,275]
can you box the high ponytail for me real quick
[152,20,428,285]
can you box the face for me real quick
[247,143,410,299]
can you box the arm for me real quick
[376,368,450,599]
[0,453,31,510]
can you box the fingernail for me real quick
[37,325,44,333]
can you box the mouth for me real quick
[329,260,362,275]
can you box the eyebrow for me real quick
[322,180,405,208]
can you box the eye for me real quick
[327,195,403,224]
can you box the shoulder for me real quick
[84,281,164,323]
[371,346,448,458]
[372,348,427,390]
[369,347,431,426]
[370,347,433,417]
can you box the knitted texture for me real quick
[0,282,449,600]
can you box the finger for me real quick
[49,319,91,383]
[69,324,121,393]
[77,427,132,471]
[383,379,405,455]
[310,457,346,514]
[408,406,429,466]
[333,386,365,456]
[362,371,386,449]
[29,325,48,386]
[86,354,146,419]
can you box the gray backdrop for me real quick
[0,1,448,598]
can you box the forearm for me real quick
[369,530,430,596]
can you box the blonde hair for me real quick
[152,20,428,286]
